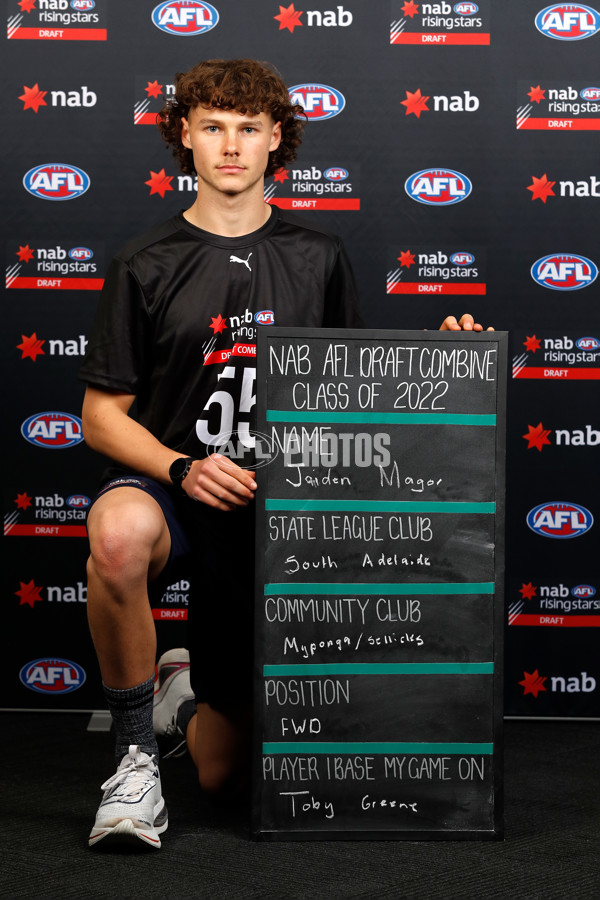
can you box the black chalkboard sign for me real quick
[253,329,506,840]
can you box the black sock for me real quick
[103,676,159,764]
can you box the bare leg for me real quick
[86,487,171,689]
[186,703,251,795]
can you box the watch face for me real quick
[170,457,191,482]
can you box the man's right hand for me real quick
[181,454,257,511]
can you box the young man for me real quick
[79,58,491,850]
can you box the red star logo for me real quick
[17,244,35,263]
[274,3,303,31]
[19,83,48,114]
[210,314,227,334]
[398,250,416,268]
[15,580,44,608]
[519,669,547,698]
[402,1,419,17]
[14,492,33,510]
[19,0,37,12]
[527,174,556,203]
[273,167,290,184]
[523,422,552,452]
[145,80,163,99]
[401,88,430,118]
[17,333,46,361]
[523,334,541,353]
[528,85,546,104]
[145,169,174,197]
[520,582,538,601]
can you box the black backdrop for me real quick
[3,0,599,717]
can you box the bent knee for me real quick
[87,492,170,585]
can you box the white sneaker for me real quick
[89,745,168,849]
[153,648,194,758]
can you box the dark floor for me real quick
[1,713,598,899]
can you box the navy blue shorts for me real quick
[90,472,255,713]
[94,474,192,566]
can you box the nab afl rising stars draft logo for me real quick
[390,1,491,45]
[265,161,360,211]
[512,331,600,380]
[7,0,107,40]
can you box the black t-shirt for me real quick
[79,207,362,459]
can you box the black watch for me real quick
[169,456,195,489]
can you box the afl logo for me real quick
[581,86,600,100]
[572,584,596,598]
[21,412,83,449]
[67,494,91,509]
[71,0,95,9]
[531,253,598,291]
[405,169,472,206]
[576,336,600,350]
[23,164,90,201]
[254,310,275,325]
[288,84,345,121]
[20,658,86,695]
[68,246,93,261]
[535,4,600,40]
[151,1,219,36]
[450,251,475,265]
[527,501,594,539]
[454,2,478,13]
[324,167,349,181]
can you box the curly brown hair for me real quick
[157,58,306,177]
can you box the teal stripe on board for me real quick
[263,742,494,755]
[265,499,494,513]
[263,663,493,675]
[266,411,496,425]
[264,583,495,595]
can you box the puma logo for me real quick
[229,252,252,271]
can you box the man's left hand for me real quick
[439,313,494,332]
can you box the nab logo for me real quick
[576,336,600,350]
[151,1,219,35]
[454,2,478,12]
[450,251,475,265]
[572,584,596,598]
[405,169,472,206]
[21,412,83,449]
[254,310,275,325]
[520,668,596,696]
[23,164,90,201]
[19,658,86,695]
[288,84,345,121]
[581,86,600,100]
[527,501,594,539]
[531,253,598,290]
[535,4,600,40]
[324,167,349,181]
